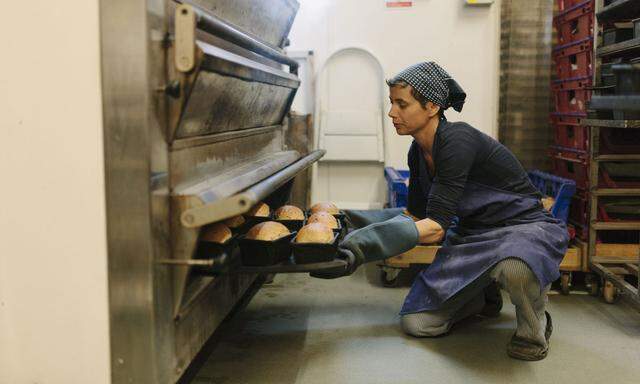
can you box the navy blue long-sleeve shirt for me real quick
[407,119,541,231]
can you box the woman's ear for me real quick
[426,101,441,118]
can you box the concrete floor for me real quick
[191,265,640,384]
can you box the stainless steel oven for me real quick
[100,1,321,382]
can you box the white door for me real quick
[312,47,387,209]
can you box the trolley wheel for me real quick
[603,281,618,304]
[560,273,571,295]
[380,267,401,288]
[585,274,600,296]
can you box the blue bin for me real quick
[528,170,576,224]
[384,167,575,224]
[384,167,410,208]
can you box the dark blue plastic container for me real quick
[384,167,410,208]
[528,170,576,224]
[385,167,576,225]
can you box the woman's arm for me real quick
[406,141,427,220]
[425,124,478,232]
[415,218,445,244]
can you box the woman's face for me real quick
[388,85,439,136]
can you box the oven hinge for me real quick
[175,4,196,73]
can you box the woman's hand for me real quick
[402,209,421,222]
[310,215,420,279]
[415,218,445,244]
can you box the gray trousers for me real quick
[401,259,550,348]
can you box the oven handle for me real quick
[175,1,299,75]
[181,149,325,228]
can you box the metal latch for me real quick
[175,4,196,73]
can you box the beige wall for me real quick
[0,1,110,383]
[289,0,501,206]
[289,0,502,170]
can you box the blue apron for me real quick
[399,170,569,315]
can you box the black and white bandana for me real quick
[391,62,467,112]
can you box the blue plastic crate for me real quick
[528,170,576,224]
[384,167,575,224]
[384,167,410,208]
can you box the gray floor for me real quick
[192,265,640,384]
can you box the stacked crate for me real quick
[499,0,555,170]
[551,0,596,240]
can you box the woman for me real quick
[313,62,569,361]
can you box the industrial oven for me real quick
[100,0,321,382]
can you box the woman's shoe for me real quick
[506,311,553,361]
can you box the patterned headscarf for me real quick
[390,62,467,112]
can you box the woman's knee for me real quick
[495,259,537,290]
[401,313,451,337]
[494,259,541,304]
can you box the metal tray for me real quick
[238,232,296,266]
[234,258,348,274]
[276,218,306,232]
[291,232,340,264]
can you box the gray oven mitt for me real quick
[343,208,406,231]
[310,214,419,279]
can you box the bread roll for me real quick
[201,223,233,244]
[246,202,270,217]
[224,215,245,229]
[542,197,555,212]
[307,212,339,229]
[295,223,334,244]
[275,205,305,220]
[245,221,290,241]
[310,202,339,215]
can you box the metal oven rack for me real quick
[98,0,334,382]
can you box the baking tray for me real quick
[291,232,339,264]
[192,235,239,275]
[238,232,296,266]
[195,234,238,260]
[243,215,273,228]
[306,212,345,232]
[234,258,348,274]
[306,209,346,222]
[275,218,306,231]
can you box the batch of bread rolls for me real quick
[198,201,341,263]
[243,201,340,244]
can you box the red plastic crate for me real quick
[553,123,589,151]
[550,147,640,189]
[551,113,584,125]
[549,148,590,189]
[554,1,594,45]
[556,0,593,13]
[569,221,589,240]
[553,86,592,114]
[569,191,589,227]
[552,76,593,90]
[552,77,592,114]
[553,38,593,79]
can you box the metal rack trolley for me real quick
[582,0,640,305]
[583,118,640,304]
